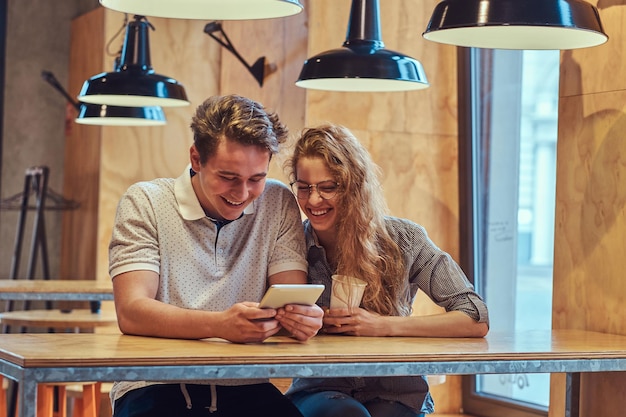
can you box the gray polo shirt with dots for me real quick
[108,166,307,402]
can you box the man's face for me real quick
[190,140,270,221]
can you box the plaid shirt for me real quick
[286,216,489,414]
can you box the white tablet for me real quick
[259,284,325,309]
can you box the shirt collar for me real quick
[303,219,321,249]
[174,164,255,221]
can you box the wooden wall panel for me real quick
[61,8,105,282]
[64,2,463,412]
[96,13,220,282]
[559,3,626,97]
[304,1,461,413]
[216,4,309,183]
[304,1,457,137]
[553,1,626,416]
[62,9,222,284]
[554,92,626,333]
[552,91,626,417]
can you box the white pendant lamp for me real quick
[296,0,429,92]
[99,0,304,20]
[423,0,608,50]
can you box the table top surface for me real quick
[0,280,113,300]
[1,329,626,369]
[0,309,118,328]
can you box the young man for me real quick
[108,95,323,417]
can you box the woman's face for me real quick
[294,157,340,234]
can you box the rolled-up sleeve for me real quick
[392,218,489,325]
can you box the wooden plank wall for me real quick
[61,9,105,283]
[215,4,309,182]
[63,1,462,413]
[62,9,221,295]
[552,2,626,417]
[62,7,309,283]
[95,12,221,283]
[300,1,461,413]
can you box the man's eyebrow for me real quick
[217,170,267,178]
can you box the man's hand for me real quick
[274,303,324,341]
[216,302,283,343]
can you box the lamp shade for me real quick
[99,0,303,20]
[76,104,167,126]
[423,0,608,50]
[296,0,428,92]
[79,15,189,107]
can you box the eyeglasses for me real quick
[290,180,340,200]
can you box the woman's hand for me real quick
[322,307,388,337]
[274,303,324,341]
[323,308,489,338]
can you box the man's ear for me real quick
[190,145,202,171]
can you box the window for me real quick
[459,47,559,417]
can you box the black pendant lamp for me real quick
[42,71,166,127]
[296,0,429,92]
[79,15,189,107]
[76,104,166,126]
[99,0,303,20]
[423,0,608,50]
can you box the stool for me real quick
[40,382,113,417]
[1,376,8,417]
[1,377,111,417]
[0,310,117,417]
[66,383,113,417]
[0,309,117,333]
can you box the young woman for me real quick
[282,124,489,417]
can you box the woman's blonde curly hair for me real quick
[287,124,409,316]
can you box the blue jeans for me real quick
[289,391,425,417]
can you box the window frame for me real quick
[457,47,549,417]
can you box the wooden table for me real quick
[0,280,113,302]
[2,329,626,417]
[0,309,117,332]
[0,279,115,415]
[0,279,113,318]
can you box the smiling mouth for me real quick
[224,197,244,206]
[309,208,329,216]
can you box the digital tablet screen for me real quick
[259,284,325,309]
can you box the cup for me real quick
[330,275,367,310]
